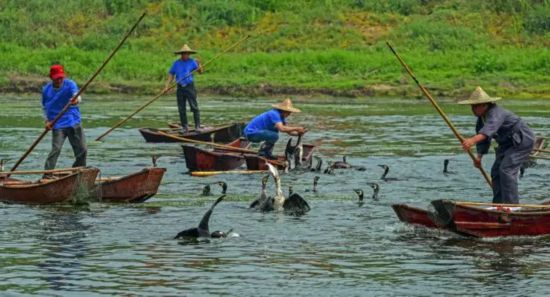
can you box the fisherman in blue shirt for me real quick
[164,44,203,133]
[460,86,535,204]
[244,98,306,159]
[42,64,87,172]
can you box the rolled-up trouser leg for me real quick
[67,124,87,168]
[44,129,68,170]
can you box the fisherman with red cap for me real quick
[42,64,87,173]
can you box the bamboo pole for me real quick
[9,12,146,174]
[95,35,251,141]
[386,42,492,189]
[530,155,550,161]
[190,170,267,177]
[533,148,550,153]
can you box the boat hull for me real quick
[182,138,249,172]
[97,167,166,203]
[391,204,439,229]
[432,200,550,238]
[0,167,99,204]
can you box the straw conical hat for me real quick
[272,98,301,113]
[458,86,501,105]
[174,44,196,54]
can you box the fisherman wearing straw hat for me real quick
[164,44,203,133]
[42,64,87,173]
[460,86,535,204]
[244,98,306,159]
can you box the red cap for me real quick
[50,64,65,80]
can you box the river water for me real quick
[1,95,549,296]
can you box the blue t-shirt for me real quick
[244,109,286,135]
[169,59,199,86]
[42,79,81,129]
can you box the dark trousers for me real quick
[491,130,535,204]
[44,124,87,170]
[176,82,200,129]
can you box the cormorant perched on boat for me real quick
[377,165,398,181]
[367,182,380,200]
[201,184,212,196]
[310,156,323,172]
[252,164,310,215]
[174,195,229,239]
[250,175,270,209]
[285,135,303,170]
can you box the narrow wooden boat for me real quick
[431,200,550,238]
[139,122,244,143]
[96,167,166,203]
[245,144,316,170]
[182,138,249,172]
[0,167,99,204]
[391,204,439,229]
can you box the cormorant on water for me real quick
[251,163,310,215]
[217,181,227,194]
[305,176,320,193]
[288,185,294,196]
[377,165,398,181]
[311,156,323,172]
[353,189,364,203]
[250,175,270,209]
[152,155,158,167]
[367,182,380,200]
[0,159,5,172]
[201,184,212,196]
[174,195,229,239]
[443,159,456,175]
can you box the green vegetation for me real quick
[0,0,549,98]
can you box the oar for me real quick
[386,42,492,188]
[191,170,267,177]
[8,12,146,174]
[95,34,251,141]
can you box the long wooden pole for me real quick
[1,167,85,176]
[95,34,251,141]
[533,148,550,153]
[386,42,492,188]
[9,12,146,174]
[191,170,267,177]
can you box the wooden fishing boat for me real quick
[139,122,244,143]
[245,144,316,170]
[393,199,550,238]
[431,200,550,238]
[182,138,250,172]
[0,167,99,204]
[95,167,166,203]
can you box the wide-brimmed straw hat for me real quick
[458,86,501,105]
[272,98,301,113]
[174,44,196,54]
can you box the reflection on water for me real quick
[1,95,550,296]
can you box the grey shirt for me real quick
[475,104,522,154]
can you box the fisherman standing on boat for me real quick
[244,98,306,160]
[164,44,203,133]
[460,86,535,204]
[43,64,87,172]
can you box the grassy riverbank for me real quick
[1,0,549,98]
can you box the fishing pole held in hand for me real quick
[8,12,146,174]
[386,41,493,188]
[95,34,251,142]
